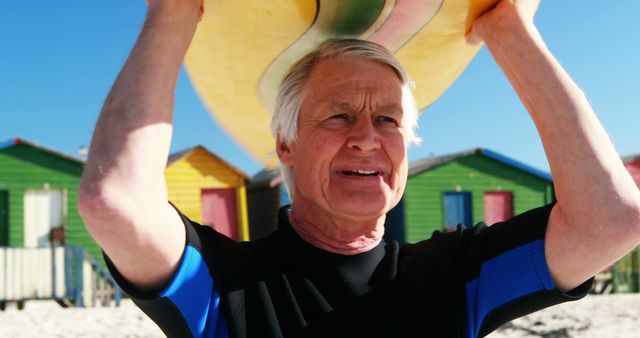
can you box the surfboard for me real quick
[184,0,498,167]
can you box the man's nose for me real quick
[347,118,381,153]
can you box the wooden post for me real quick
[74,246,83,307]
[236,185,250,241]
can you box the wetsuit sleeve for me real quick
[104,210,230,338]
[463,204,593,338]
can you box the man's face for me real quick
[278,57,409,224]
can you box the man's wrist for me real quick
[478,15,539,50]
[146,1,203,28]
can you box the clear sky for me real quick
[1,1,638,176]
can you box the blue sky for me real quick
[1,1,638,176]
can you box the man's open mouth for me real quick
[341,170,381,176]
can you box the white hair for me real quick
[270,38,421,200]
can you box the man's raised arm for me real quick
[78,0,203,290]
[469,0,640,291]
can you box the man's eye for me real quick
[330,113,349,120]
[377,116,398,124]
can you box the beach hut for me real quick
[0,138,120,307]
[246,168,298,240]
[402,148,555,243]
[165,145,250,241]
[610,154,640,293]
[246,169,284,240]
[624,154,640,188]
[0,138,94,252]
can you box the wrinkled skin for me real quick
[277,57,410,246]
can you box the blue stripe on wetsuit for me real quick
[159,245,229,338]
[465,239,555,338]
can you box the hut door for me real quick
[484,191,513,225]
[0,190,8,245]
[201,188,238,240]
[24,189,64,247]
[443,192,472,230]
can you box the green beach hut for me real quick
[0,138,98,257]
[400,148,555,243]
[0,138,122,307]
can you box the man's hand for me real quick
[467,0,540,45]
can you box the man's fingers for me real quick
[465,29,484,46]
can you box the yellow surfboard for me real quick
[184,0,498,167]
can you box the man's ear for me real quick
[276,136,294,165]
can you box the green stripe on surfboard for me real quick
[318,0,386,36]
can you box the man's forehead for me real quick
[305,62,403,93]
[325,100,403,112]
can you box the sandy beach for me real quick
[487,294,640,338]
[1,294,639,337]
[0,299,164,338]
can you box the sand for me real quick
[487,294,640,338]
[0,299,163,338]
[1,294,639,337]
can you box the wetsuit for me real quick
[105,204,592,338]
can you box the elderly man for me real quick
[78,0,640,337]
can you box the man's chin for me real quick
[329,199,390,220]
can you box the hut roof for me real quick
[167,145,249,180]
[249,168,282,189]
[409,148,553,181]
[0,137,85,165]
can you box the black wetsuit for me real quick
[106,204,591,338]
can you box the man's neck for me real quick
[288,203,385,255]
